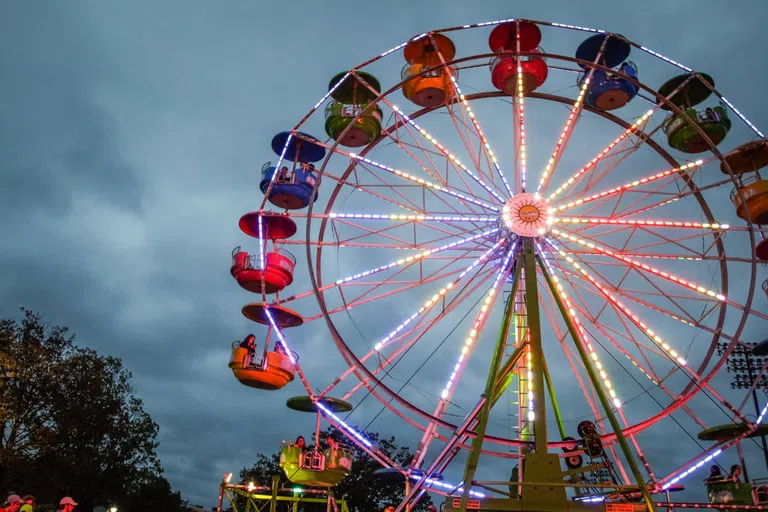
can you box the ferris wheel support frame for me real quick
[257,21,768,507]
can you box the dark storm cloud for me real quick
[2,0,767,508]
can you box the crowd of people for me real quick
[2,495,77,512]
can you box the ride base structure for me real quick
[217,476,349,512]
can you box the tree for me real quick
[122,472,187,512]
[239,428,432,512]
[0,309,185,511]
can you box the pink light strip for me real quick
[551,160,704,213]
[554,217,730,230]
[329,212,498,222]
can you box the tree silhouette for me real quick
[0,308,184,511]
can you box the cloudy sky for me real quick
[2,0,768,508]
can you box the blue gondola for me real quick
[575,34,639,111]
[261,132,326,210]
[259,162,319,210]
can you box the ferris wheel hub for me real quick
[501,193,553,237]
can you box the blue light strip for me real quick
[316,402,373,448]
[409,476,486,498]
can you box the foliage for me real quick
[0,308,185,511]
[239,428,432,512]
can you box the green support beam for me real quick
[458,255,522,512]
[535,253,657,512]
[522,238,548,453]
[542,355,567,440]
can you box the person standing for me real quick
[57,497,77,512]
[19,496,34,512]
[3,495,22,512]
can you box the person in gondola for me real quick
[275,341,287,355]
[294,436,306,451]
[729,464,743,483]
[705,465,723,484]
[239,334,257,366]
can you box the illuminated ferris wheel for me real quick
[227,18,768,512]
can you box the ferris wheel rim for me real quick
[301,85,742,451]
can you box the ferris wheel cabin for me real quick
[402,33,457,107]
[325,71,383,147]
[232,212,299,294]
[278,396,355,487]
[229,344,297,390]
[260,131,325,210]
[659,73,732,154]
[575,34,639,111]
[722,139,768,260]
[489,21,548,95]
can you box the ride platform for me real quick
[216,476,348,512]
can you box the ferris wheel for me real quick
[227,17,768,512]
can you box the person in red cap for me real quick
[3,495,22,512]
[57,497,77,512]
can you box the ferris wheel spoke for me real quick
[545,111,655,203]
[337,265,499,402]
[427,33,512,197]
[546,238,754,425]
[559,228,768,321]
[537,37,610,194]
[330,227,498,285]
[611,175,733,219]
[320,169,425,213]
[566,226,725,263]
[413,243,518,466]
[552,265,709,430]
[553,218,731,259]
[348,153,501,212]
[349,68,505,202]
[295,133,501,214]
[316,240,505,398]
[552,234,728,337]
[330,247,494,319]
[551,228,725,302]
[513,35,528,193]
[550,159,709,215]
[305,263,481,323]
[283,235,497,315]
[325,212,498,224]
[560,263,740,346]
[378,100,505,204]
[326,214,485,248]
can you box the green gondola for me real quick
[663,105,731,154]
[324,101,383,148]
[279,444,353,487]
